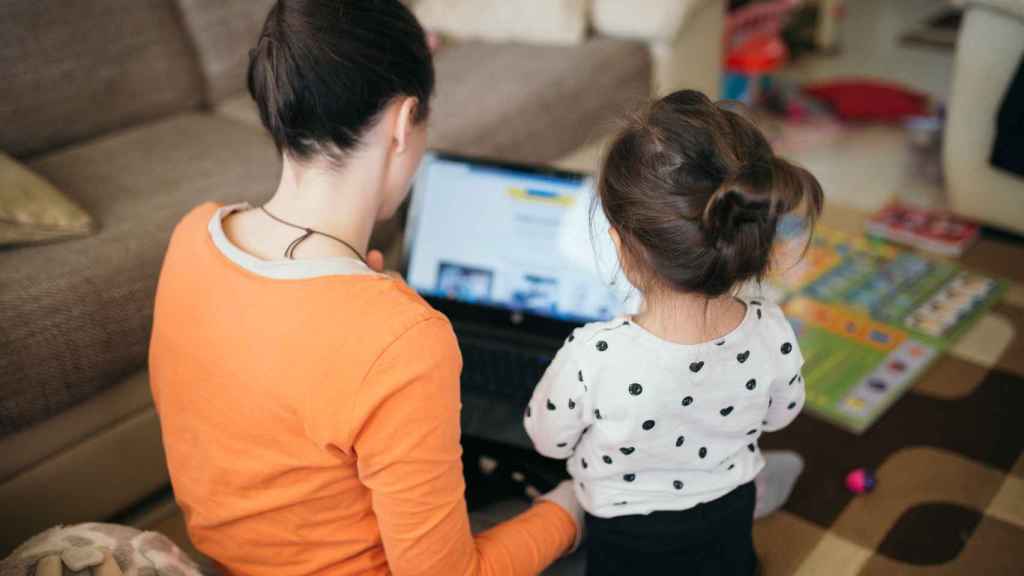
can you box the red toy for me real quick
[804,80,929,122]
[845,468,877,494]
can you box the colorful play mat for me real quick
[772,227,1005,433]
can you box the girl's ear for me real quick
[393,96,420,154]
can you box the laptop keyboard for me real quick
[459,338,553,408]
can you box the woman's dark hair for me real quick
[248,0,434,161]
[598,90,824,298]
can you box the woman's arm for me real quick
[353,317,577,576]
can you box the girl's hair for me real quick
[597,90,824,298]
[248,0,435,161]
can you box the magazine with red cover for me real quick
[866,202,980,257]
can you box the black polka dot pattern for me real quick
[716,341,726,346]
[747,429,758,435]
[789,374,799,385]
[788,401,798,410]
[642,420,656,431]
[568,334,575,342]
[689,361,704,373]
[578,370,584,382]
[629,383,643,396]
[751,300,762,306]
[581,458,588,469]
[748,444,756,453]
[568,399,576,409]
[614,501,628,506]
[525,405,531,418]
[699,447,708,458]
[623,473,636,482]
[595,409,603,419]
[676,435,685,447]
[603,455,613,464]
[557,442,567,448]
[673,480,684,490]
[620,447,635,455]
[737,350,750,363]
[596,340,608,352]
[546,399,556,411]
[682,396,694,407]
[746,379,757,391]
[757,309,763,320]
[728,464,736,470]
[781,342,793,355]
[720,406,734,417]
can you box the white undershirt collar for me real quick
[208,203,380,280]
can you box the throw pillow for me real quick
[414,0,588,46]
[0,153,95,246]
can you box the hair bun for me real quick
[702,186,772,246]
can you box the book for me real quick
[866,202,980,257]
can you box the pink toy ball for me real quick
[845,468,876,494]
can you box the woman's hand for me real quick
[538,480,585,554]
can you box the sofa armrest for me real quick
[954,0,1024,21]
[590,0,717,43]
[598,0,725,98]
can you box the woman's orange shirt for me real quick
[149,204,574,575]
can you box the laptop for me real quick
[403,152,639,408]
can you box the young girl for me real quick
[525,90,824,575]
[149,1,581,575]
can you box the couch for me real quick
[945,0,1024,235]
[0,0,722,553]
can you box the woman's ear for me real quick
[609,226,623,256]
[393,96,420,154]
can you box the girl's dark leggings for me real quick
[585,482,759,576]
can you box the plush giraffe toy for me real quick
[0,523,203,576]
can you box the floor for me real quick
[777,0,957,213]
[562,0,959,214]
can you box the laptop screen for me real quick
[404,153,638,324]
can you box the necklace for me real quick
[259,205,368,265]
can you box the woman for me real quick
[149,1,581,575]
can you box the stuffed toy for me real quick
[0,523,203,576]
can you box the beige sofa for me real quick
[0,0,722,554]
[945,0,1024,235]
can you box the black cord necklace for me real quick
[259,205,368,265]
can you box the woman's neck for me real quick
[260,155,383,258]
[223,149,389,264]
[633,288,746,345]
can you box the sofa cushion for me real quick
[220,38,651,166]
[175,0,277,104]
[0,0,205,159]
[415,0,588,46]
[427,38,651,163]
[0,114,281,435]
